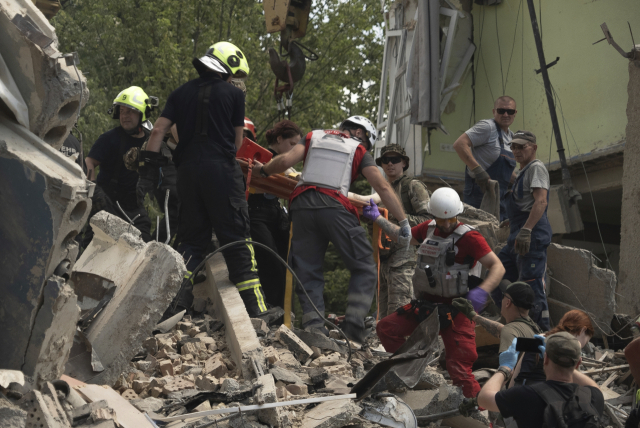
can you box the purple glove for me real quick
[466,287,489,313]
[363,198,381,221]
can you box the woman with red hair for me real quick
[510,309,594,387]
[248,120,303,312]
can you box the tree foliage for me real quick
[53,0,385,150]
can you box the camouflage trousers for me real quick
[378,248,416,318]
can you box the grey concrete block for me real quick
[130,397,164,413]
[256,374,289,427]
[275,325,313,362]
[547,243,616,335]
[269,367,303,385]
[22,276,79,388]
[300,399,360,428]
[204,255,265,379]
[70,213,186,385]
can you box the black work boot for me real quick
[256,306,285,326]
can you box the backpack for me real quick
[531,382,602,428]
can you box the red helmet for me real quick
[244,117,256,140]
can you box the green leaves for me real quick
[54,0,384,153]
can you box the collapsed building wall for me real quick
[0,0,90,383]
[618,58,640,316]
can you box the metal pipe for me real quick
[525,0,580,205]
[164,189,171,244]
[156,216,160,241]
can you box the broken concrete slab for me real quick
[0,395,27,428]
[76,384,155,428]
[275,325,313,362]
[293,328,348,355]
[69,212,186,385]
[0,0,88,148]
[256,374,289,427]
[0,370,24,388]
[204,254,265,379]
[270,367,303,385]
[619,58,640,316]
[300,399,360,428]
[130,397,164,414]
[547,243,616,335]
[22,276,79,388]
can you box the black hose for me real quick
[171,240,353,362]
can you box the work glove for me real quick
[499,337,520,370]
[397,218,412,249]
[452,298,476,321]
[137,150,166,178]
[471,165,491,194]
[534,334,546,358]
[514,227,532,256]
[362,198,381,222]
[458,397,478,418]
[466,287,490,313]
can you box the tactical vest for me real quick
[296,130,361,196]
[413,221,482,298]
[397,175,419,216]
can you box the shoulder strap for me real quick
[509,317,544,334]
[195,81,215,138]
[493,119,505,147]
[398,175,414,214]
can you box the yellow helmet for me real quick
[192,41,250,79]
[110,86,158,122]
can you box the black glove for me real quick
[137,150,167,178]
[458,397,478,418]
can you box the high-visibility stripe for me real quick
[237,279,260,291]
[184,271,193,284]
[246,239,258,272]
[254,286,267,312]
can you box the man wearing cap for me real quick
[454,281,546,388]
[494,130,552,332]
[356,144,431,317]
[478,332,604,428]
[146,42,270,320]
[453,96,517,221]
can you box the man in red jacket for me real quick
[365,187,505,398]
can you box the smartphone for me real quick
[515,337,544,353]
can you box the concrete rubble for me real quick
[547,243,617,335]
[0,0,92,388]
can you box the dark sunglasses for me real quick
[380,156,403,164]
[497,108,516,115]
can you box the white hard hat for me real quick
[427,188,464,219]
[341,115,377,148]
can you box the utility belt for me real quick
[397,299,459,330]
[248,193,281,207]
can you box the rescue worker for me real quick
[145,41,270,318]
[85,86,155,243]
[493,130,552,331]
[367,188,505,398]
[251,116,412,343]
[352,144,431,318]
[249,120,302,309]
[453,96,517,220]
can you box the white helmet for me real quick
[427,188,464,219]
[341,115,377,149]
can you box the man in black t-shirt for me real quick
[478,332,604,428]
[145,41,270,319]
[59,131,85,172]
[85,86,155,243]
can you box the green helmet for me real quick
[110,86,158,122]
[193,41,250,78]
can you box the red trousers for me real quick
[376,310,481,398]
